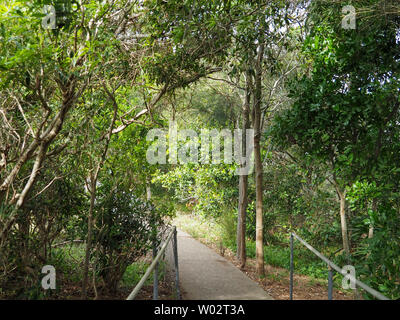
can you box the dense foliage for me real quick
[1,0,399,300]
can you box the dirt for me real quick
[36,280,175,300]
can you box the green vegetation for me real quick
[1,0,399,300]
[122,260,167,288]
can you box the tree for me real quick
[0,0,137,245]
[230,0,302,275]
[271,0,400,258]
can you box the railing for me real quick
[289,232,390,300]
[126,226,180,300]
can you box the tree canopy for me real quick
[0,0,399,300]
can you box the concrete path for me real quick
[177,230,273,300]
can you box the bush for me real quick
[0,172,85,297]
[353,206,400,300]
[94,184,166,294]
[218,209,237,249]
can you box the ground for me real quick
[218,245,354,300]
[176,230,273,300]
[0,214,355,300]
[173,213,355,300]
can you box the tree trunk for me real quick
[82,175,96,299]
[237,168,248,268]
[146,178,152,201]
[369,198,377,238]
[337,188,350,258]
[82,85,118,298]
[0,99,75,245]
[237,71,251,269]
[368,224,374,239]
[254,41,265,277]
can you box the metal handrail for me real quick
[126,226,180,300]
[289,232,390,300]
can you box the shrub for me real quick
[94,185,166,294]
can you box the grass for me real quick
[243,240,331,281]
[3,238,171,299]
[121,260,167,288]
[50,243,167,292]
[267,270,289,282]
[173,212,223,245]
[50,244,86,283]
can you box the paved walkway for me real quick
[176,230,273,300]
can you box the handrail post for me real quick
[290,231,390,300]
[328,265,333,300]
[290,233,294,300]
[127,227,175,300]
[173,226,181,299]
[153,239,159,300]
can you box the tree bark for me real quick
[146,178,152,201]
[237,71,251,269]
[82,173,97,299]
[369,198,377,239]
[82,84,118,299]
[337,188,350,258]
[0,97,77,246]
[254,41,265,277]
